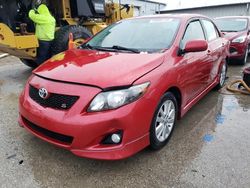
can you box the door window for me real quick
[181,21,205,48]
[201,20,219,41]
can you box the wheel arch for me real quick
[165,86,182,119]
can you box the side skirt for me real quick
[180,77,219,118]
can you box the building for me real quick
[160,1,250,18]
[112,0,167,16]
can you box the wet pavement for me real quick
[0,56,249,188]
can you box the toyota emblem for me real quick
[38,88,49,99]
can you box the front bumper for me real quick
[19,75,154,160]
[228,42,247,60]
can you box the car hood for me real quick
[34,49,165,88]
[222,31,247,41]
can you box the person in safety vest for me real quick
[29,2,55,65]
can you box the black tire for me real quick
[150,92,178,150]
[215,61,227,90]
[51,25,93,55]
[20,59,38,68]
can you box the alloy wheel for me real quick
[220,63,227,86]
[155,100,176,142]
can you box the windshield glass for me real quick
[86,18,180,53]
[215,18,248,32]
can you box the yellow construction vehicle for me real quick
[0,0,134,67]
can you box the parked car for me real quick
[19,14,229,160]
[215,16,250,65]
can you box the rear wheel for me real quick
[51,25,93,55]
[215,62,227,90]
[150,92,178,150]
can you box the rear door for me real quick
[201,19,225,84]
[178,19,210,104]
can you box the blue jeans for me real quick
[36,40,53,65]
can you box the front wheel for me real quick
[150,92,178,150]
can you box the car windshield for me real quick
[85,18,180,53]
[215,18,248,32]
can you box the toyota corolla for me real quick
[19,14,229,160]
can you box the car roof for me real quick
[129,13,211,22]
[215,16,250,20]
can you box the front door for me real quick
[178,20,211,105]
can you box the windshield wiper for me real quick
[82,44,140,53]
[79,43,93,50]
[82,44,117,52]
[110,45,140,53]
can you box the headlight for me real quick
[232,36,247,43]
[88,82,150,112]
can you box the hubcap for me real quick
[220,63,226,86]
[155,100,175,142]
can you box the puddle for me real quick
[203,134,214,142]
[215,114,226,125]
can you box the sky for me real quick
[153,0,250,10]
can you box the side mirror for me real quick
[184,40,208,53]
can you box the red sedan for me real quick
[19,14,229,160]
[215,16,250,65]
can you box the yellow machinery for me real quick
[0,23,38,59]
[0,0,134,67]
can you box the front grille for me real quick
[29,85,79,110]
[23,117,73,144]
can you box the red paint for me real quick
[34,50,164,88]
[216,16,250,62]
[184,40,208,53]
[19,14,229,160]
[225,31,249,60]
